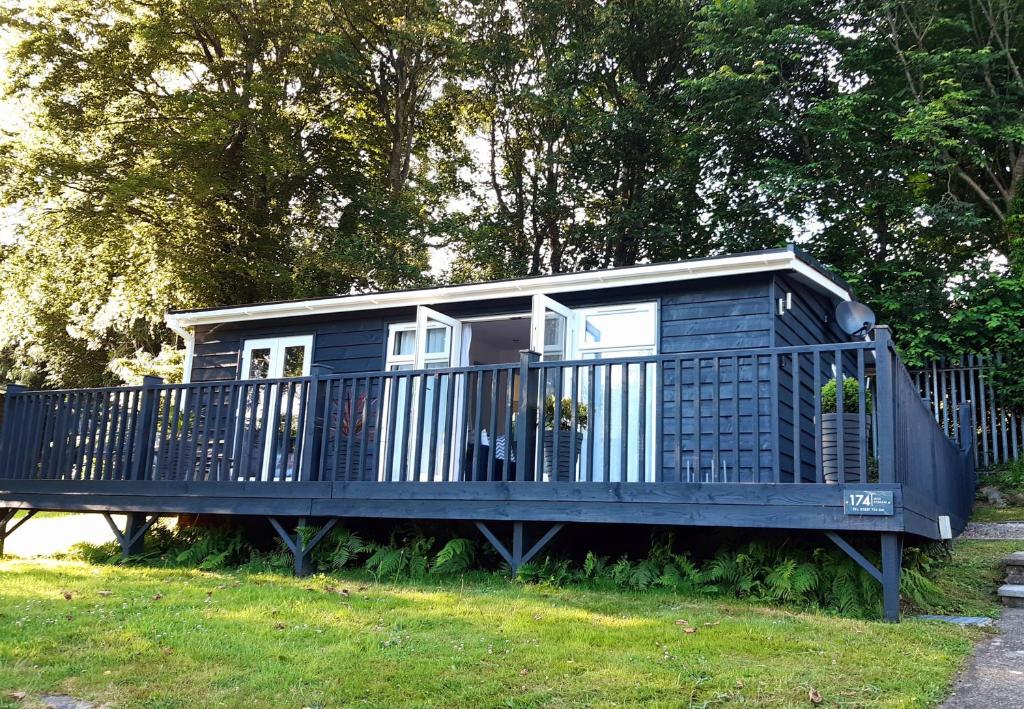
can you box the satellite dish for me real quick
[835,301,876,338]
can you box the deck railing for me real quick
[0,329,974,507]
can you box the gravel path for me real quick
[940,609,1024,708]
[961,522,1024,540]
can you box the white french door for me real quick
[382,307,463,480]
[531,294,576,361]
[239,335,313,481]
[240,335,314,380]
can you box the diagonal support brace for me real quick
[269,517,338,577]
[825,532,881,582]
[825,531,903,622]
[103,513,159,559]
[475,521,565,575]
[0,509,37,557]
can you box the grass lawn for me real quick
[0,544,1009,709]
[925,539,1020,617]
[971,503,1024,522]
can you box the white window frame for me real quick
[573,301,658,482]
[531,294,577,361]
[385,323,454,370]
[240,335,315,380]
[236,334,314,483]
[575,301,658,357]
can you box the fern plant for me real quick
[431,538,475,575]
[312,528,369,571]
[364,535,434,582]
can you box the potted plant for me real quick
[820,377,872,484]
[541,395,588,481]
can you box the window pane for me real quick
[248,348,271,379]
[393,330,415,357]
[424,326,448,355]
[544,313,565,350]
[283,345,307,378]
[583,308,655,347]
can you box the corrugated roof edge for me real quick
[166,245,854,327]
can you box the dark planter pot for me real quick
[542,430,583,482]
[821,413,869,484]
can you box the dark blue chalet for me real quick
[0,246,975,619]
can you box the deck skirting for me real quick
[0,479,924,535]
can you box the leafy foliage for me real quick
[980,458,1024,497]
[68,520,962,618]
[820,377,873,415]
[364,535,434,582]
[3,0,1023,397]
[313,528,369,571]
[430,537,476,575]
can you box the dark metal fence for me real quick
[912,355,1022,467]
[0,331,974,512]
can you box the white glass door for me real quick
[531,295,579,481]
[239,335,313,481]
[382,307,464,481]
[576,303,658,482]
[240,336,314,380]
[531,294,575,361]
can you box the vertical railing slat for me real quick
[792,352,800,483]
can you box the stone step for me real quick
[1004,553,1024,585]
[998,584,1024,608]
[1004,551,1024,568]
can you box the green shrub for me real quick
[821,377,872,414]
[982,459,1024,496]
[312,528,369,571]
[543,395,588,431]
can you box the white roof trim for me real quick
[166,250,851,329]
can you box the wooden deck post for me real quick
[130,377,163,482]
[123,513,149,556]
[475,521,564,575]
[881,532,903,622]
[873,327,896,484]
[516,351,540,482]
[299,365,332,483]
[268,516,338,577]
[102,512,159,559]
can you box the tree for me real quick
[0,0,463,386]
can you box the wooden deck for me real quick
[0,328,976,620]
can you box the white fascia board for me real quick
[165,250,850,330]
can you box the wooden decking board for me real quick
[0,479,911,536]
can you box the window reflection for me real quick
[248,348,271,379]
[583,309,656,347]
[283,345,307,378]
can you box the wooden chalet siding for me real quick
[187,276,788,484]
[772,275,848,483]
[190,316,390,382]
[191,334,243,382]
[658,278,774,482]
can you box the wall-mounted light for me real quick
[777,292,792,316]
